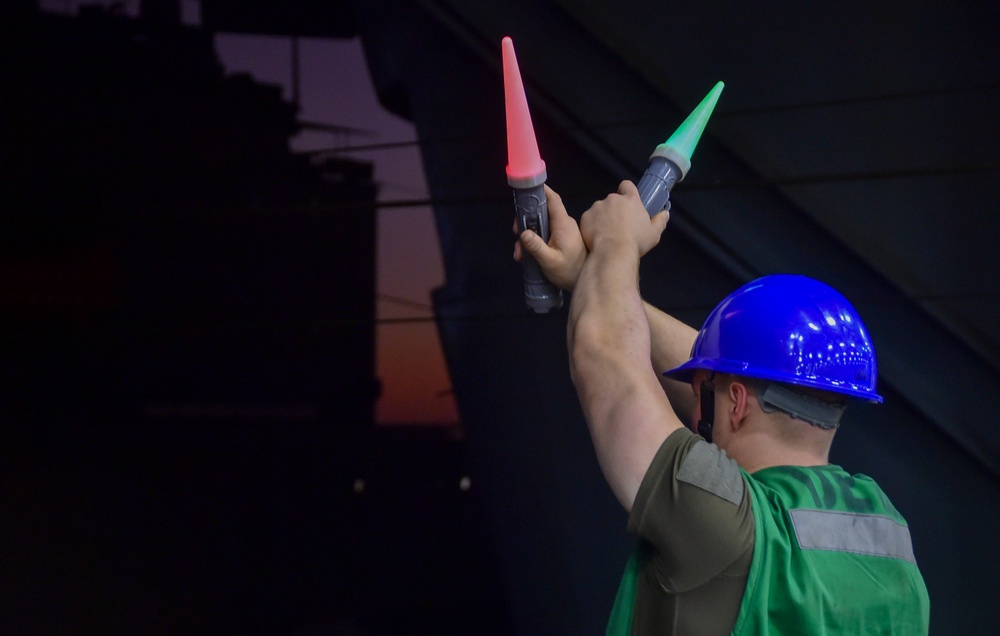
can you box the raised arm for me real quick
[516,184,700,506]
[568,182,683,510]
[644,301,699,422]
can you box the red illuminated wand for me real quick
[503,36,563,313]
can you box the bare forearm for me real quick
[643,301,699,420]
[569,248,647,388]
[569,247,678,508]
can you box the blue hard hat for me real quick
[663,275,883,402]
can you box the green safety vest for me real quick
[607,464,930,635]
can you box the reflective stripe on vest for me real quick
[789,509,916,564]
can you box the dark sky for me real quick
[39,0,459,425]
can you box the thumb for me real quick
[520,230,557,268]
[520,229,543,254]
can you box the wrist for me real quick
[589,234,639,258]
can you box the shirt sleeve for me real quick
[628,427,754,593]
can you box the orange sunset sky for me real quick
[214,33,460,426]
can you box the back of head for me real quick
[665,274,882,430]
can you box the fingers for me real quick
[544,184,567,219]
[618,179,669,235]
[617,180,639,197]
[651,208,670,233]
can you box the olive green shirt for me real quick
[613,427,928,635]
[625,427,753,635]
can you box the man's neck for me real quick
[729,432,830,474]
[742,450,829,474]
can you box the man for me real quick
[514,182,930,634]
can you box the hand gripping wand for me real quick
[503,36,563,313]
[635,81,724,216]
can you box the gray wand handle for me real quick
[514,184,563,313]
[636,155,683,217]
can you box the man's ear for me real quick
[728,380,751,431]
